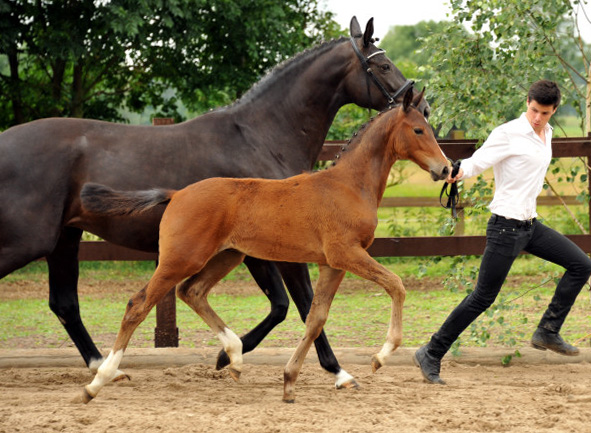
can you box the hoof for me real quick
[371,355,384,373]
[336,378,360,390]
[215,349,231,371]
[112,371,131,383]
[282,396,295,404]
[228,367,241,382]
[80,387,95,404]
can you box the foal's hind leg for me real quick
[81,267,190,403]
[177,250,246,381]
[283,265,345,403]
[328,248,406,372]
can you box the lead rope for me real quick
[439,159,462,218]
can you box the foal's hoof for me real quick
[371,354,384,373]
[216,349,231,371]
[283,398,296,404]
[336,378,360,390]
[112,371,131,382]
[228,367,241,382]
[80,387,95,404]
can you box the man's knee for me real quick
[571,255,591,280]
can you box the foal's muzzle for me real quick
[430,165,450,181]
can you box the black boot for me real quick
[413,346,446,385]
[531,328,580,356]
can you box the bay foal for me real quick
[79,88,449,403]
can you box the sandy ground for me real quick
[1,346,591,433]
[3,278,591,432]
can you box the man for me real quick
[414,80,591,385]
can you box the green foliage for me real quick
[421,0,590,139]
[378,20,451,84]
[326,104,374,140]
[0,0,337,128]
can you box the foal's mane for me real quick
[234,38,348,106]
[327,104,402,168]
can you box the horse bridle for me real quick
[350,37,414,107]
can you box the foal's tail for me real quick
[80,183,175,216]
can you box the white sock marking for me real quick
[86,349,124,397]
[217,328,243,369]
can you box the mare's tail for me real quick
[80,183,175,216]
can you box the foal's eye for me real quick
[414,128,424,135]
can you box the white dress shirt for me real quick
[460,113,553,220]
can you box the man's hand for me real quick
[446,168,463,183]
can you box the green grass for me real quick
[2,256,590,353]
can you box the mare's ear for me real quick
[403,86,414,112]
[363,18,375,47]
[413,87,426,108]
[350,16,362,38]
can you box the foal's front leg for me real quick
[330,248,406,372]
[277,262,358,390]
[283,265,345,403]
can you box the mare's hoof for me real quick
[216,349,231,371]
[282,397,295,404]
[228,367,241,382]
[336,378,360,390]
[371,354,384,373]
[80,387,95,404]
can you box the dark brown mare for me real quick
[77,87,449,403]
[0,17,428,388]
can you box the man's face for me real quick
[525,99,557,134]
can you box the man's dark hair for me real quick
[528,80,561,108]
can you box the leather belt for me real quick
[492,214,536,229]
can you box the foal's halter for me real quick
[350,37,415,107]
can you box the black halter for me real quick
[350,37,415,107]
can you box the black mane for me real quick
[235,38,347,106]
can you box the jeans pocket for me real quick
[486,226,521,257]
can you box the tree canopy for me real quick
[0,0,340,129]
[420,0,590,138]
[378,20,450,85]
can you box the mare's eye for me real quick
[414,128,424,135]
[380,64,390,72]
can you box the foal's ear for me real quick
[403,86,414,112]
[413,87,426,107]
[350,16,362,38]
[363,18,375,47]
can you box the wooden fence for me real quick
[74,132,591,347]
[79,135,591,260]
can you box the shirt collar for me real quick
[518,112,553,135]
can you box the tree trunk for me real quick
[7,50,24,125]
[71,61,85,118]
[586,65,590,136]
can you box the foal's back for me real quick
[158,169,376,268]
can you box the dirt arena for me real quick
[2,278,591,432]
[0,345,591,433]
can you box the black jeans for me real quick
[427,215,591,360]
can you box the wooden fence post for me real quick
[152,117,179,348]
